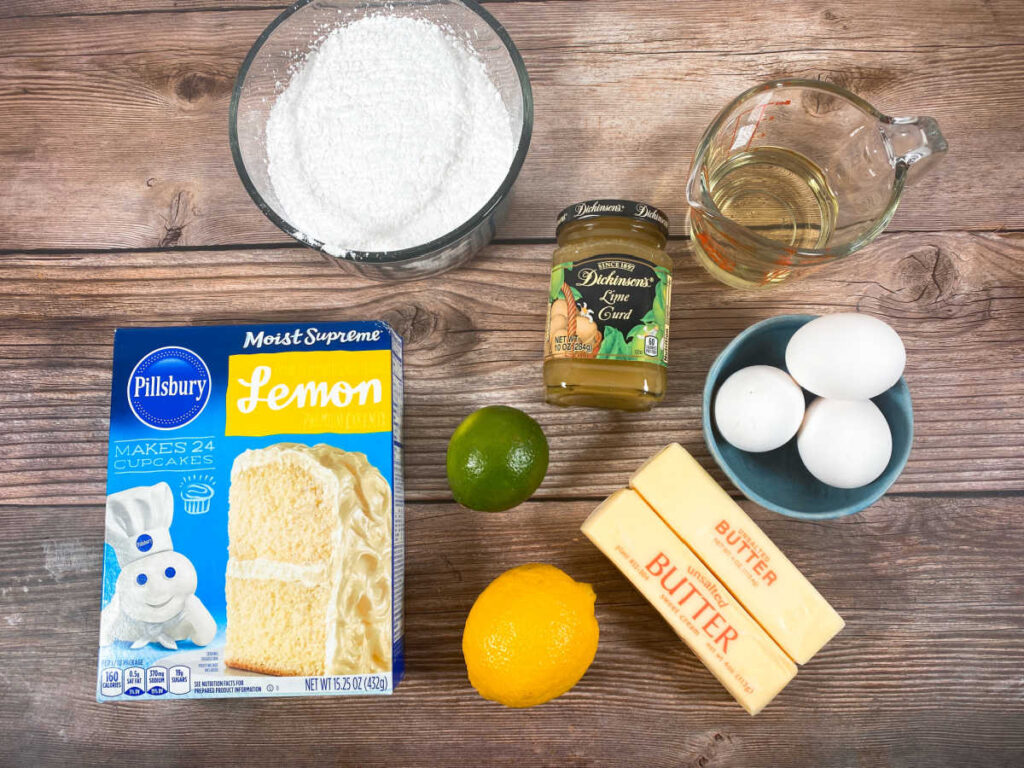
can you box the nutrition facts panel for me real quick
[99,665,192,698]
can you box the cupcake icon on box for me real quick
[180,474,215,515]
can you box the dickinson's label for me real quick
[544,254,670,366]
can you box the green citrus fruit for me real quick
[446,406,549,512]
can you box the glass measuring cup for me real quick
[686,79,947,289]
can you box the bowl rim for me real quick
[701,314,914,520]
[228,0,534,263]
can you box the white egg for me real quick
[797,398,893,489]
[785,313,906,400]
[715,365,806,452]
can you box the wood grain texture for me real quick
[0,0,530,17]
[1,1,1023,249]
[2,1,1023,765]
[0,231,1021,507]
[1,494,1022,767]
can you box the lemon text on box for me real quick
[226,350,392,436]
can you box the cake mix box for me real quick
[96,321,404,701]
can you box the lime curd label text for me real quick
[544,254,670,365]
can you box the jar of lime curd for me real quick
[543,200,672,410]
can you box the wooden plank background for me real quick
[1,1,1022,766]
[3,0,1024,249]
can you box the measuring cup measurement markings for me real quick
[686,79,947,289]
[726,100,792,154]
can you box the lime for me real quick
[446,405,549,512]
[463,563,599,707]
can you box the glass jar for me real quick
[543,200,672,410]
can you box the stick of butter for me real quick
[630,443,844,665]
[582,488,797,715]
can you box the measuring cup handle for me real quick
[881,116,948,184]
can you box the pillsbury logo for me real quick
[135,533,153,553]
[127,346,211,430]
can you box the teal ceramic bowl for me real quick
[702,315,913,519]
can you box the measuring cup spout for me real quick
[880,115,947,184]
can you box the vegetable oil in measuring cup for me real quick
[707,146,838,250]
[689,80,947,289]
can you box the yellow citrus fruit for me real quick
[462,563,599,708]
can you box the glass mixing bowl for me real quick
[230,0,533,281]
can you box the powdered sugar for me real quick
[266,14,515,254]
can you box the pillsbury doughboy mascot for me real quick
[100,482,216,650]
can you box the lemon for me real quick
[462,563,599,708]
[446,406,549,512]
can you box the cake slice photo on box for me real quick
[224,443,393,677]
